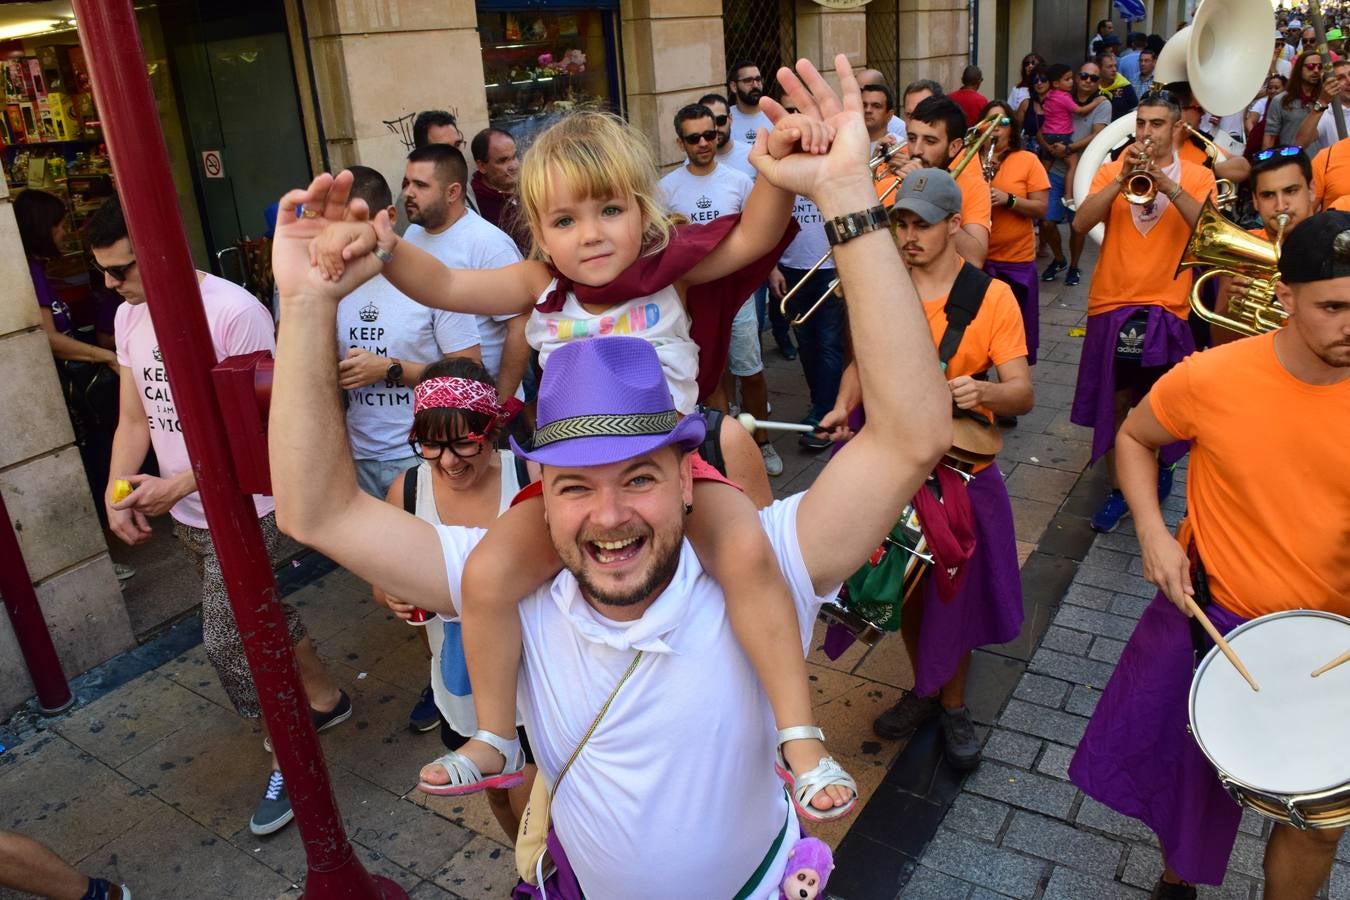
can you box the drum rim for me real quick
[1188,609,1350,798]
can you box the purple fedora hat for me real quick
[510,337,706,467]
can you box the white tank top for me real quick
[525,281,701,413]
[415,451,526,735]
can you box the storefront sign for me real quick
[201,149,224,179]
[809,0,873,7]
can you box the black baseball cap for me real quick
[1278,210,1350,283]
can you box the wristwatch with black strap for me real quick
[385,359,403,384]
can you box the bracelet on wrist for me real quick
[1007,194,1017,210]
[1166,184,1184,202]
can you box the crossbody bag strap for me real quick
[937,262,992,370]
[402,464,419,514]
[550,650,644,798]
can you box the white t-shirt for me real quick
[335,276,480,461]
[1316,106,1350,149]
[716,138,758,181]
[432,492,833,900]
[660,162,753,223]
[525,282,699,413]
[779,195,834,271]
[732,106,773,147]
[115,274,274,529]
[412,452,526,734]
[888,114,908,142]
[403,210,523,378]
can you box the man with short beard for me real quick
[727,60,772,147]
[1069,210,1350,900]
[268,59,953,896]
[401,144,528,403]
[699,92,756,181]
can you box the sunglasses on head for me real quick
[681,129,718,145]
[1254,145,1304,162]
[91,257,137,282]
[1078,72,1100,81]
[713,114,728,126]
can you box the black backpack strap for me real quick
[695,405,729,478]
[401,464,419,514]
[937,262,993,369]
[514,453,532,488]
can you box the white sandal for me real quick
[417,728,526,796]
[773,725,858,823]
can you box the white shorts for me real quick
[727,298,763,377]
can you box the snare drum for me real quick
[1188,610,1350,829]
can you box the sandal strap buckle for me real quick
[776,724,825,746]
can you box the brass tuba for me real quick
[1177,199,1288,337]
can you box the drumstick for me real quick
[1185,596,1259,692]
[1310,647,1350,678]
[736,413,819,434]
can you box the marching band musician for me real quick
[877,96,994,267]
[1069,92,1217,535]
[1069,210,1350,900]
[1168,82,1253,186]
[822,169,1031,770]
[1211,147,1317,345]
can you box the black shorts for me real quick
[1113,357,1170,398]
[440,718,536,766]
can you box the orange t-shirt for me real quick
[1087,157,1217,317]
[1311,138,1350,207]
[1329,194,1350,212]
[1178,140,1209,167]
[874,160,993,232]
[1149,333,1350,618]
[988,150,1051,263]
[924,273,1027,412]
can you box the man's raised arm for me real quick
[269,172,453,608]
[753,56,950,595]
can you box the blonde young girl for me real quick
[314,109,857,820]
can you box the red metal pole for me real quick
[68,3,403,896]
[0,491,73,715]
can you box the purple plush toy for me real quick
[778,836,834,900]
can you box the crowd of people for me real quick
[7,6,1350,899]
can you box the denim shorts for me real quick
[1045,169,1074,225]
[727,298,764,377]
[354,455,419,498]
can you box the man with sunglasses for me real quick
[1294,58,1350,152]
[659,104,782,477]
[1041,62,1111,287]
[698,92,756,182]
[727,61,772,148]
[1168,82,1252,186]
[1070,92,1216,534]
[89,195,352,837]
[1069,210,1350,900]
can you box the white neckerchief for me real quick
[1129,151,1182,236]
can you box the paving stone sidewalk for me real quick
[901,493,1350,900]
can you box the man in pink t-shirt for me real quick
[89,196,350,838]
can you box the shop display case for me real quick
[477,1,621,147]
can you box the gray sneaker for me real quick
[249,770,294,836]
[760,442,784,477]
[939,705,982,771]
[873,693,941,740]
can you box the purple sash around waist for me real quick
[984,259,1040,365]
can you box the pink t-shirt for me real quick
[115,273,276,529]
[1042,89,1078,134]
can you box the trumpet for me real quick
[1180,199,1288,337]
[1122,138,1158,205]
[779,111,1007,326]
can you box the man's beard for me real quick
[569,523,684,608]
[716,130,729,148]
[407,199,446,228]
[734,86,763,107]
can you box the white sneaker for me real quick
[760,443,784,477]
[114,563,136,582]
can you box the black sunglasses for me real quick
[1078,72,1101,82]
[681,129,718,145]
[713,114,728,126]
[91,257,138,282]
[1033,75,1049,84]
[1254,145,1304,162]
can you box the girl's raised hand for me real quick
[273,170,383,302]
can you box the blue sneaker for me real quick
[1091,490,1130,533]
[1158,463,1177,503]
[410,684,440,733]
[1064,266,1082,287]
[1042,260,1067,282]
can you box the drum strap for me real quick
[937,263,993,370]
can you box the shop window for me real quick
[477,2,621,148]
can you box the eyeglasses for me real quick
[1033,75,1049,84]
[736,75,763,85]
[681,129,718,145]
[1254,145,1304,162]
[408,435,489,461]
[91,257,137,282]
[1078,72,1101,82]
[1306,62,1323,70]
[713,114,728,126]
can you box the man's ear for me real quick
[447,181,463,205]
[947,138,964,162]
[679,451,694,510]
[385,205,398,222]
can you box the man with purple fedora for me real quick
[267,56,953,898]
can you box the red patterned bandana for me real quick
[413,377,506,424]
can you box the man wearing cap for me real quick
[1069,210,1350,900]
[821,168,1032,770]
[267,57,953,898]
[1069,92,1216,535]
